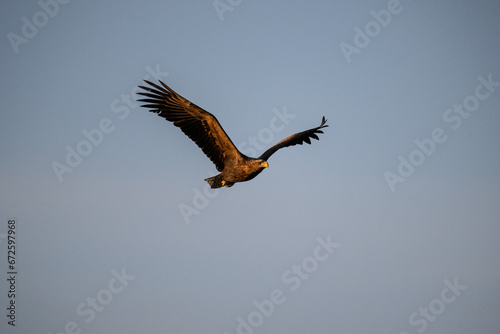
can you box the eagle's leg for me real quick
[204,174,234,188]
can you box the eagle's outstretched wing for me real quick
[258,117,328,161]
[137,80,242,172]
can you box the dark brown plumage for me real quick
[137,80,328,188]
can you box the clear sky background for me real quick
[1,0,500,333]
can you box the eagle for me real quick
[137,80,328,188]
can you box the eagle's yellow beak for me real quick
[261,161,269,168]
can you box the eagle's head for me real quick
[260,160,269,168]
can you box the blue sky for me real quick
[1,0,500,333]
